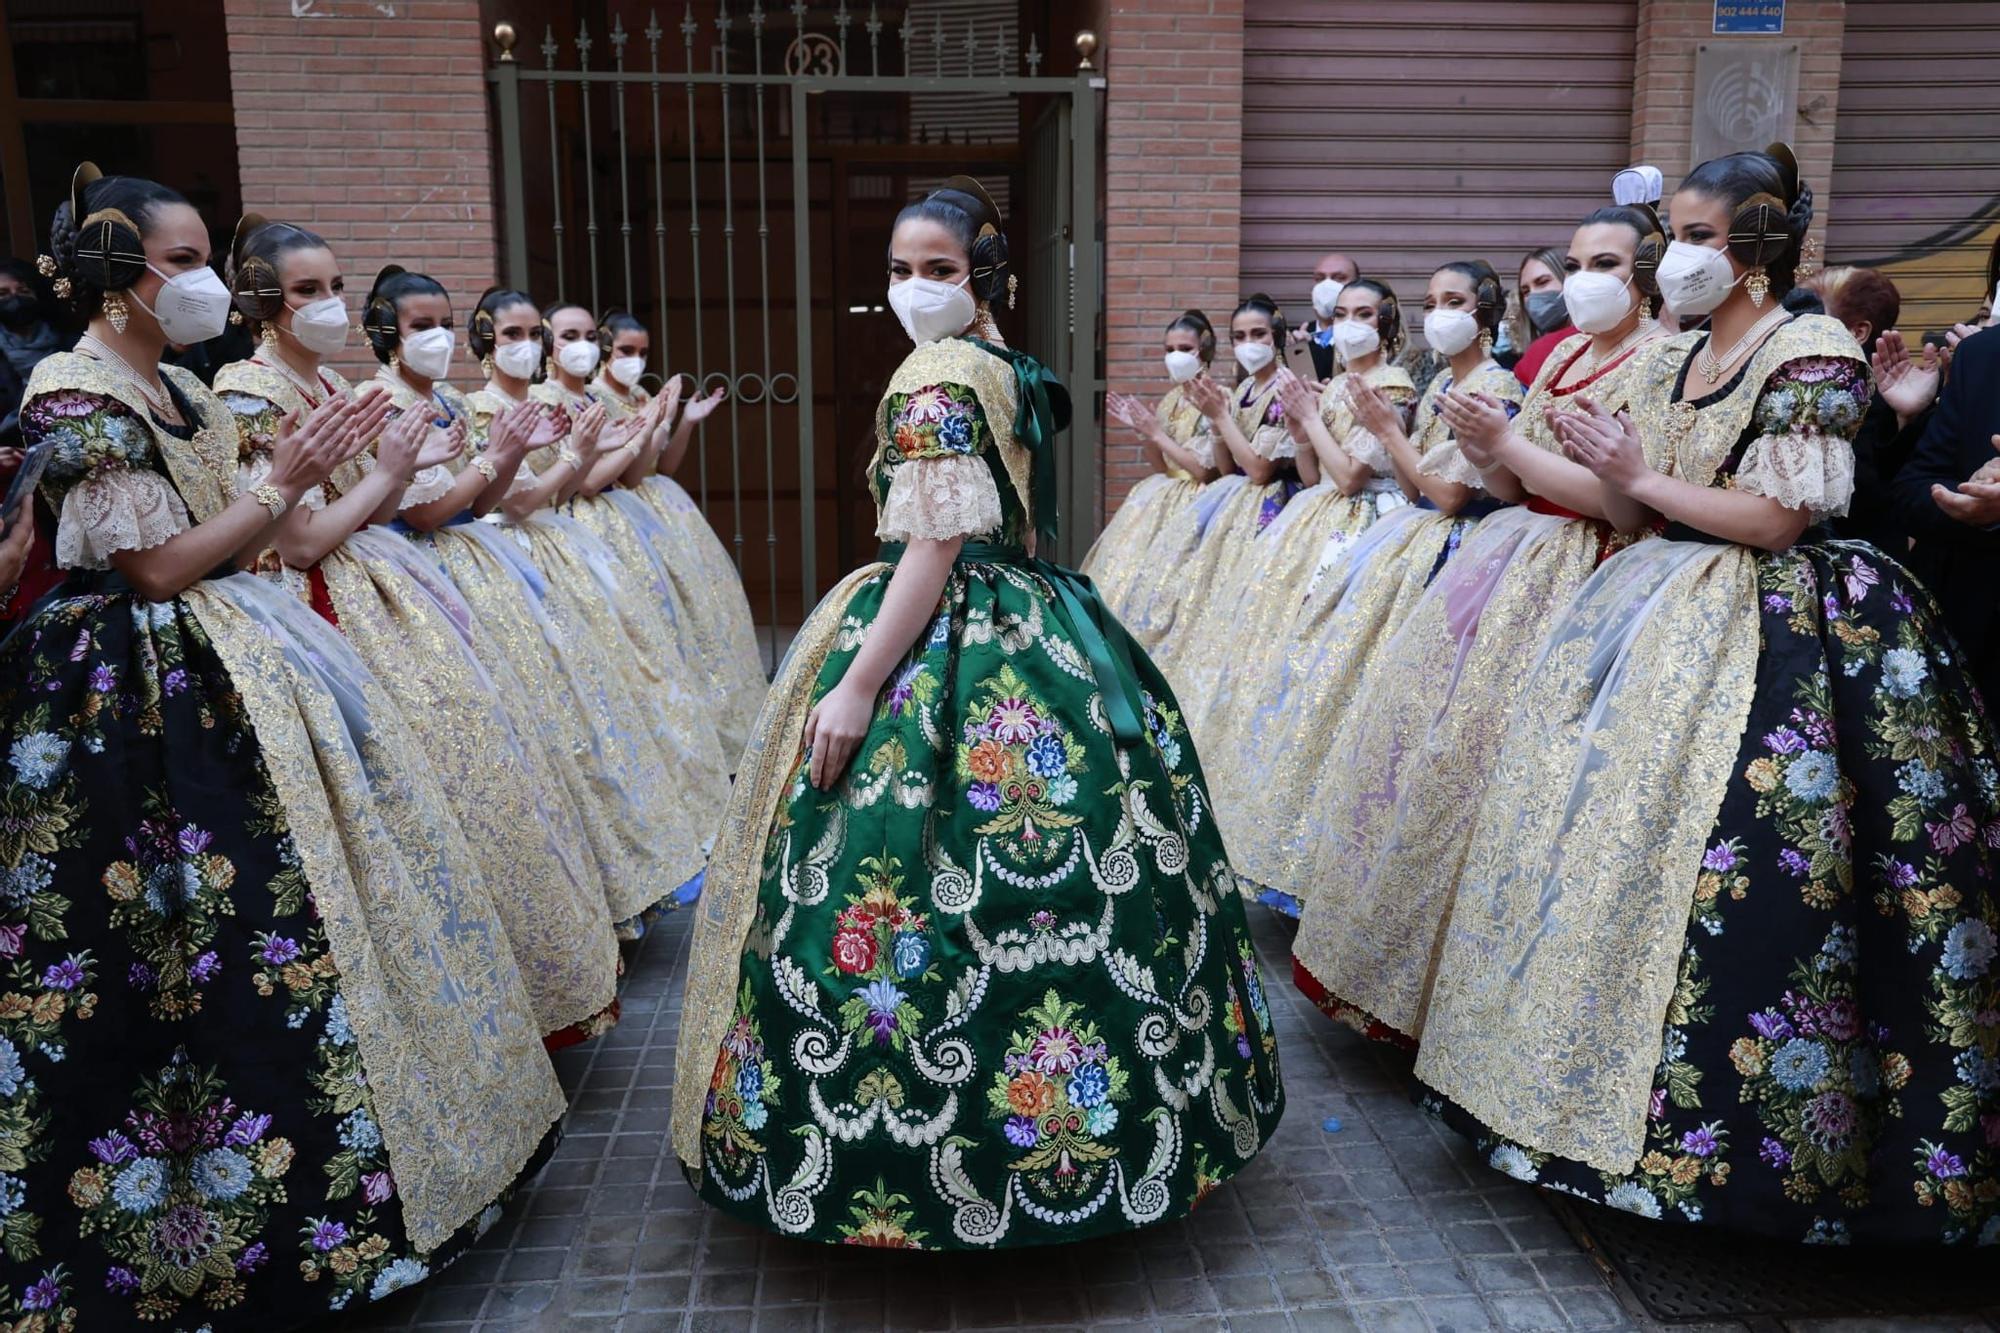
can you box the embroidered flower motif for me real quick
[8,732,66,790]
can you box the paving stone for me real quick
[1488,1292,1571,1332]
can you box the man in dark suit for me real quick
[1893,323,2000,707]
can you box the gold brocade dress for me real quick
[1409,317,2000,1245]
[413,381,710,927]
[214,360,622,1045]
[581,377,770,765]
[1182,363,1417,759]
[4,353,565,1324]
[1214,360,1525,913]
[1133,371,1293,665]
[1292,334,1660,1042]
[1078,382,1208,623]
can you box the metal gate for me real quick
[485,5,1103,649]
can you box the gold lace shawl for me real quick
[25,354,565,1249]
[1412,315,1866,1174]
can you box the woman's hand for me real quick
[1276,368,1318,423]
[574,403,610,457]
[1106,391,1152,437]
[1558,396,1650,491]
[802,681,873,790]
[482,402,530,465]
[683,385,728,425]
[0,503,38,591]
[374,408,431,482]
[1872,329,1946,424]
[416,414,468,471]
[1348,379,1400,440]
[1185,373,1228,421]
[1439,390,1510,471]
[267,395,360,496]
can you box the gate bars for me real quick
[487,8,1103,646]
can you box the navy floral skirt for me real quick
[1428,541,2000,1245]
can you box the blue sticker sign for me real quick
[1714,0,1784,33]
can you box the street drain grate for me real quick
[1545,1194,2000,1324]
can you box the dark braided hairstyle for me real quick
[1579,203,1669,303]
[1340,278,1404,359]
[1165,309,1216,363]
[1433,260,1507,336]
[891,175,1011,305]
[1678,142,1815,299]
[1233,293,1290,353]
[45,165,188,322]
[467,286,541,360]
[362,266,449,365]
[227,216,330,334]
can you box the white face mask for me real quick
[1311,278,1345,322]
[493,340,543,381]
[400,326,455,381]
[284,295,350,355]
[1233,340,1276,375]
[1163,350,1203,383]
[1423,308,1481,358]
[136,263,232,346]
[887,274,976,345]
[557,339,601,377]
[1331,319,1381,364]
[1655,240,1740,318]
[1562,270,1636,335]
[607,354,646,388]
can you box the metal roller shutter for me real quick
[1828,2,2000,338]
[1241,0,1637,336]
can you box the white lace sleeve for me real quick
[398,462,456,510]
[56,468,192,571]
[504,458,539,497]
[1186,422,1217,470]
[875,455,1004,543]
[1246,420,1297,462]
[1343,425,1393,475]
[236,454,325,511]
[1734,432,1855,520]
[1418,438,1485,488]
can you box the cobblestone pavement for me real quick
[338,909,1996,1333]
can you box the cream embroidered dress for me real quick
[1079,382,1209,625]
[1417,316,1999,1244]
[0,352,564,1326]
[671,336,1282,1248]
[215,358,622,1045]
[1208,360,1524,913]
[1292,333,1657,1042]
[1126,372,1289,659]
[591,377,771,766]
[1182,362,1417,763]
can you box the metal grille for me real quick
[1548,1194,2000,1323]
[487,6,1103,656]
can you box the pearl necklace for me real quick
[1696,307,1790,385]
[77,333,172,416]
[1578,320,1658,380]
[253,352,331,406]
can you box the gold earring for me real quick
[389,350,400,369]
[1478,329,1493,355]
[481,353,493,377]
[102,291,128,335]
[1640,296,1655,320]
[1746,267,1769,308]
[1007,272,1019,311]
[259,325,279,349]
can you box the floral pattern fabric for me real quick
[689,353,1284,1247]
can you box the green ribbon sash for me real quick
[966,337,1070,549]
[877,540,1147,748]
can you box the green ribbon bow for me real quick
[966,337,1071,549]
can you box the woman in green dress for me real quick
[672,178,1283,1248]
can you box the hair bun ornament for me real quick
[228,212,287,323]
[68,161,148,294]
[1728,195,1795,268]
[1764,141,1802,203]
[1612,164,1664,207]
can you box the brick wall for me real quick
[1097,0,1244,519]
[1629,0,1845,257]
[222,0,500,382]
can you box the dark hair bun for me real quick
[228,213,285,324]
[364,265,408,363]
[63,163,148,295]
